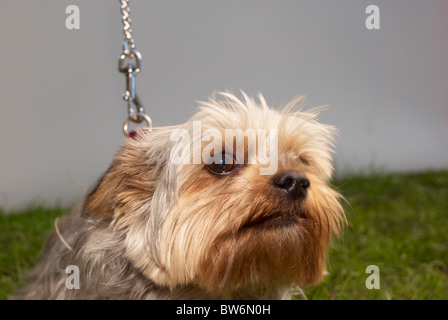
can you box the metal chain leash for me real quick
[119,0,135,50]
[118,0,152,137]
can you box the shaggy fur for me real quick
[15,92,346,300]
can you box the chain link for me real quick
[119,0,135,51]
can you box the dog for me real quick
[15,92,345,299]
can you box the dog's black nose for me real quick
[272,170,310,200]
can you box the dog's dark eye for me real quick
[299,155,310,166]
[207,153,236,175]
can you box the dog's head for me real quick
[83,92,345,297]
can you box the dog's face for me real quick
[83,92,345,297]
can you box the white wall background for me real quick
[1,0,447,211]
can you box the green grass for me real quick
[0,206,65,300]
[301,170,448,300]
[1,171,447,300]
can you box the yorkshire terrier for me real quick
[15,92,345,299]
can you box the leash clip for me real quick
[118,40,152,137]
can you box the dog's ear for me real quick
[82,139,153,219]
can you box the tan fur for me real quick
[14,92,346,300]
